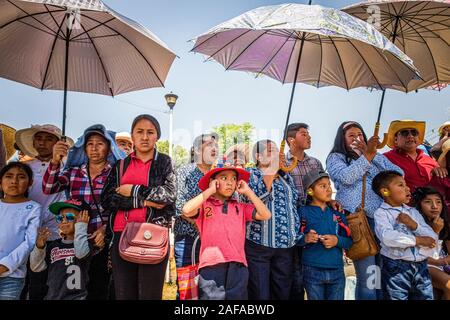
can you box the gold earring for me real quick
[383,190,390,196]
[307,189,314,196]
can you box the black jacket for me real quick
[101,150,176,239]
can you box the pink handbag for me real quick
[119,217,169,264]
[117,159,169,264]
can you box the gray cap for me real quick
[302,170,330,191]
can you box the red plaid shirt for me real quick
[43,161,112,234]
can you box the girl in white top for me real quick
[0,162,41,300]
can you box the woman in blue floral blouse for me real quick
[246,140,299,300]
[326,121,403,300]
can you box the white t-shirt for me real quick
[0,200,41,278]
[24,159,66,240]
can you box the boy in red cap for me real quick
[182,163,271,300]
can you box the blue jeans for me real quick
[0,277,25,300]
[245,240,294,300]
[381,256,433,300]
[199,262,248,300]
[353,216,383,300]
[303,265,345,300]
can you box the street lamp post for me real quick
[164,92,178,285]
[164,92,178,159]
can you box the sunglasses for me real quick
[55,212,76,223]
[398,129,419,138]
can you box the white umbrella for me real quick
[0,0,176,134]
[191,3,420,171]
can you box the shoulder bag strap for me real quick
[87,162,102,217]
[361,174,367,212]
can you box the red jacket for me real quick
[384,148,438,193]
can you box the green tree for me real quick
[212,122,254,155]
[156,140,189,168]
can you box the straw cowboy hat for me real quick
[15,124,74,158]
[0,124,16,160]
[386,120,426,149]
[438,121,450,137]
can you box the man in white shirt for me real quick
[15,124,74,299]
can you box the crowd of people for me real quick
[0,115,448,300]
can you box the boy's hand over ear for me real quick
[76,210,90,224]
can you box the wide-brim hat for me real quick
[49,199,90,215]
[0,124,16,160]
[198,165,250,191]
[386,120,426,149]
[438,139,450,168]
[115,131,132,144]
[15,124,74,158]
[438,121,450,136]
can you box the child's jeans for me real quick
[303,265,345,300]
[381,256,433,300]
[0,277,25,300]
[198,262,248,300]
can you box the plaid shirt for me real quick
[286,151,324,206]
[43,161,112,234]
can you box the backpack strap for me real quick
[300,217,307,234]
[335,215,351,237]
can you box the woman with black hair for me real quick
[326,121,402,300]
[413,187,450,300]
[101,114,176,300]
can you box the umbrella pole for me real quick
[62,13,71,137]
[374,16,400,148]
[280,34,306,172]
[375,89,389,148]
[374,89,386,137]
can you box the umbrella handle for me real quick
[279,140,297,172]
[374,123,388,149]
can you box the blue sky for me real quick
[0,0,448,165]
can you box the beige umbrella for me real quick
[343,0,450,145]
[0,0,176,134]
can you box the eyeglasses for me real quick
[55,212,76,223]
[398,129,419,138]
